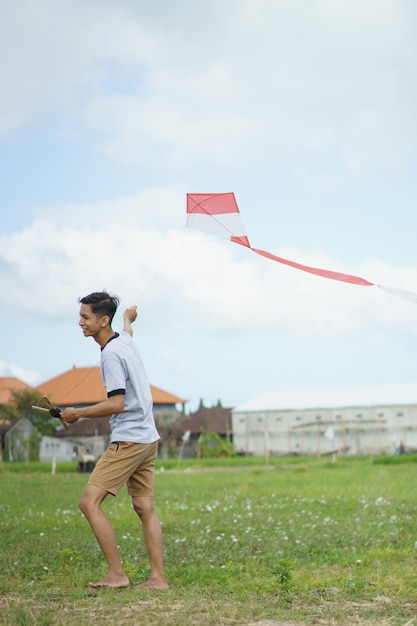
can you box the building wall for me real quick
[40,433,110,462]
[232,404,417,456]
[40,436,77,462]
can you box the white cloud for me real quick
[81,0,417,170]
[1,0,416,172]
[1,192,417,338]
[36,185,185,231]
[0,360,40,386]
[0,1,98,133]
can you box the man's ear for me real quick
[100,315,110,328]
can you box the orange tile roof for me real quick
[149,384,186,405]
[37,367,186,407]
[0,377,33,405]
[37,367,106,406]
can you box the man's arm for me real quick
[61,394,124,424]
[123,305,138,336]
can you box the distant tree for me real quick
[155,413,186,458]
[11,389,60,436]
[0,403,19,425]
[198,398,204,409]
[197,432,235,458]
[215,399,223,408]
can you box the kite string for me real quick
[55,232,191,406]
[130,233,189,304]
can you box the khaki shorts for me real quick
[88,441,158,497]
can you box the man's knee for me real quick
[132,496,155,518]
[79,485,108,517]
[79,492,90,516]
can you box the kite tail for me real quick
[251,247,375,286]
[377,285,417,305]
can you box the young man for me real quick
[61,291,168,590]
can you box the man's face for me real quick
[79,303,107,338]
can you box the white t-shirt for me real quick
[100,331,160,444]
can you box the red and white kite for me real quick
[186,192,417,304]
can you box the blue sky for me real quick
[1,0,417,411]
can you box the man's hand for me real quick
[124,306,137,323]
[123,306,137,336]
[61,407,81,424]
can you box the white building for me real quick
[39,436,78,462]
[232,383,417,457]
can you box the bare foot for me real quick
[134,578,168,590]
[88,573,129,589]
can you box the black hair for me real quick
[79,291,120,323]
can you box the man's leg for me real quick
[132,496,168,589]
[79,483,129,588]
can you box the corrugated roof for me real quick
[233,383,417,413]
[181,406,232,435]
[37,366,186,407]
[0,377,33,405]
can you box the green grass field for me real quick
[1,456,417,625]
